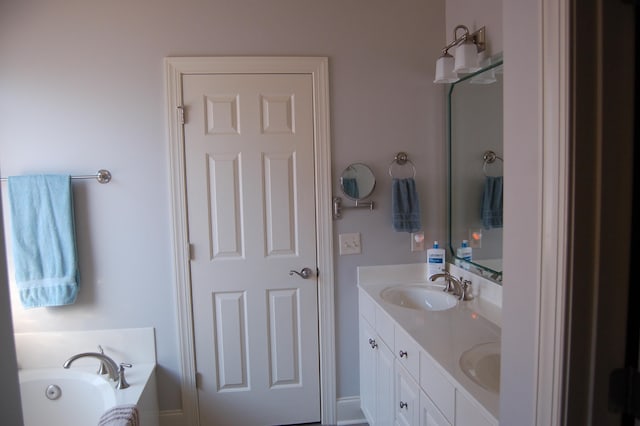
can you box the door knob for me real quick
[289,267,313,279]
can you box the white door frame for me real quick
[165,57,335,425]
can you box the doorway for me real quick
[165,57,336,425]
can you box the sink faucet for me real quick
[63,352,119,381]
[430,271,465,300]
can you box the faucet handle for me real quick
[116,363,133,389]
[461,279,474,301]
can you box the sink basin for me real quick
[380,285,458,311]
[459,342,500,393]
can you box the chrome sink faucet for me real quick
[430,271,472,300]
[63,352,119,381]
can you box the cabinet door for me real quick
[377,340,395,425]
[455,390,497,426]
[395,361,420,426]
[359,319,377,424]
[420,391,451,426]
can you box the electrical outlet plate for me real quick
[339,232,361,255]
[469,228,482,248]
[411,231,425,251]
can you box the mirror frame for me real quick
[447,58,504,282]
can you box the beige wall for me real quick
[0,0,447,412]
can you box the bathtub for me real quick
[19,363,158,426]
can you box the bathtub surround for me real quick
[7,175,79,308]
[14,327,157,369]
[15,327,159,426]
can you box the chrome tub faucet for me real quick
[63,352,119,381]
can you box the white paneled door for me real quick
[183,73,320,425]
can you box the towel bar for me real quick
[388,152,416,178]
[0,169,112,184]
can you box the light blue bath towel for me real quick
[7,175,79,308]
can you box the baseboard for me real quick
[159,399,363,426]
[159,409,184,426]
[337,396,366,425]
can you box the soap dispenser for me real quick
[427,241,445,279]
[456,239,473,262]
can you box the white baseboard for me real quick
[159,398,363,426]
[159,409,185,426]
[337,396,366,425]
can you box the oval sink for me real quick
[380,285,458,311]
[459,342,500,393]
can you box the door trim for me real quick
[164,56,335,425]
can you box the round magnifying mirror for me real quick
[340,163,376,200]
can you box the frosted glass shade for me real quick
[434,54,459,84]
[453,41,481,73]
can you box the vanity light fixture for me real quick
[434,25,486,84]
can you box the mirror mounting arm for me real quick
[332,196,375,220]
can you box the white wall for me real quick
[501,0,541,424]
[0,0,447,411]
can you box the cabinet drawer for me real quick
[375,306,395,350]
[419,351,455,423]
[394,325,420,379]
[359,289,376,325]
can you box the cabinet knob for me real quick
[399,350,408,358]
[399,401,408,409]
[368,338,378,349]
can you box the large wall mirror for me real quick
[448,58,504,282]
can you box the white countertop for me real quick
[357,263,501,420]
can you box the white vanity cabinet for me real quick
[358,286,498,426]
[359,291,395,425]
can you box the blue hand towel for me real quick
[341,177,359,199]
[481,175,503,229]
[392,178,421,232]
[7,175,79,308]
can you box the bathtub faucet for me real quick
[63,352,119,381]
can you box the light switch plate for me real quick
[339,232,361,255]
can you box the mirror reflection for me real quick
[448,59,504,282]
[340,163,376,200]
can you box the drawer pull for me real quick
[399,401,408,409]
[399,350,408,358]
[369,338,378,349]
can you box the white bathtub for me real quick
[19,364,158,426]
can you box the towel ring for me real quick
[482,150,503,177]
[388,152,417,178]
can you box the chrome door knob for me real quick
[289,267,313,279]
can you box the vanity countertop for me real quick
[358,263,501,420]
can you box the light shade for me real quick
[433,53,459,84]
[453,40,481,73]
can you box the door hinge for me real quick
[609,367,640,418]
[188,243,195,261]
[177,106,185,125]
[195,372,203,389]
